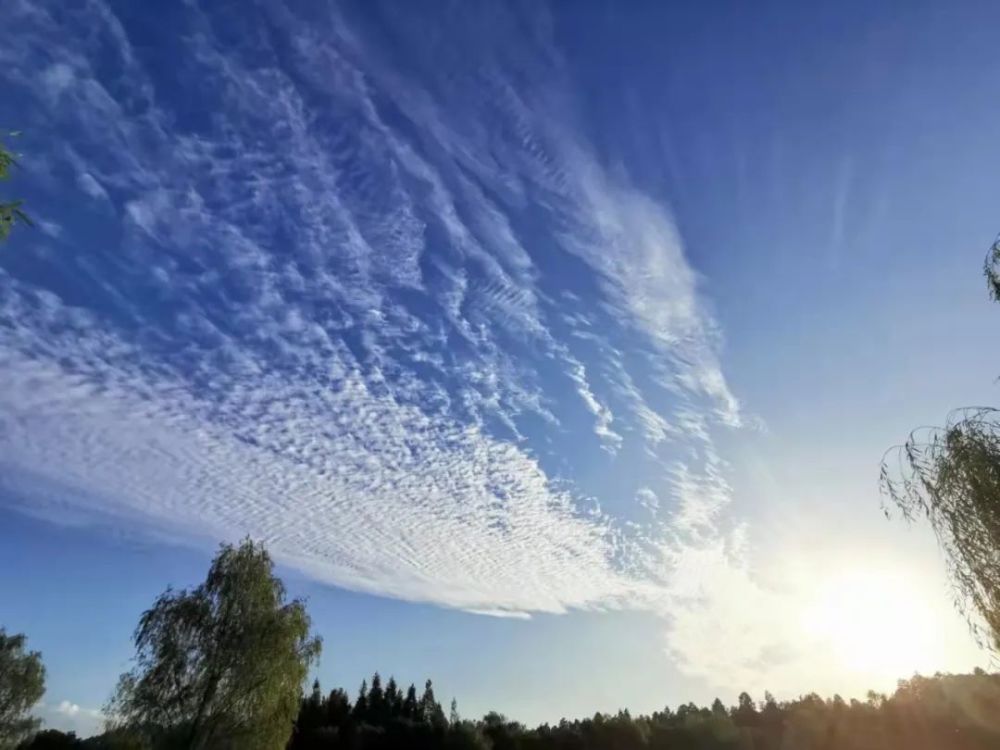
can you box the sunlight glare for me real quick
[801,568,941,684]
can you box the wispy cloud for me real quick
[0,0,755,684]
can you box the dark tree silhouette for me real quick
[882,239,1000,652]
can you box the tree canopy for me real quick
[17,671,1000,750]
[0,629,45,750]
[881,239,1000,651]
[107,538,321,750]
[279,671,1000,750]
[10,538,1000,750]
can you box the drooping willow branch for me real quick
[881,407,1000,653]
[986,236,1000,302]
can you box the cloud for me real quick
[56,700,101,719]
[0,0,751,681]
[35,700,104,738]
[76,172,109,201]
[660,536,986,700]
[635,488,659,513]
[40,63,75,100]
[38,220,62,238]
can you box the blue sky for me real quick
[1,0,999,737]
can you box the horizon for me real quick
[2,0,1000,740]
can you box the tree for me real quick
[0,629,45,750]
[15,729,82,750]
[419,681,446,729]
[401,685,418,720]
[882,240,1000,652]
[367,674,385,724]
[881,407,1000,650]
[295,680,325,737]
[384,678,401,719]
[107,538,321,750]
[353,681,369,723]
[0,132,31,242]
[323,689,351,729]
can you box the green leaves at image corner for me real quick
[0,131,32,242]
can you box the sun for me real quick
[800,568,941,685]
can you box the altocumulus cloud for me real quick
[0,0,769,682]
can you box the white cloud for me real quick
[77,172,109,201]
[41,62,75,99]
[635,487,659,513]
[0,328,640,615]
[36,700,104,738]
[56,700,99,718]
[0,0,757,685]
[38,220,62,238]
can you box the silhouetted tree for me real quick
[15,729,81,750]
[402,685,418,720]
[295,680,326,738]
[367,674,385,725]
[882,407,1000,651]
[420,681,447,729]
[384,678,401,719]
[881,240,1000,652]
[353,681,369,724]
[324,689,351,730]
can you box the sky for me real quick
[1,0,999,738]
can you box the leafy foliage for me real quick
[0,132,31,241]
[0,630,45,750]
[882,238,1000,651]
[881,408,1000,650]
[107,539,321,750]
[986,235,1000,302]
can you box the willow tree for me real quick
[108,539,321,750]
[881,408,1000,649]
[0,629,45,749]
[881,239,1000,651]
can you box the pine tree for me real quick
[368,673,385,724]
[325,688,352,730]
[385,677,401,719]
[419,679,447,729]
[353,679,369,722]
[402,684,419,720]
[733,692,758,727]
[298,679,325,734]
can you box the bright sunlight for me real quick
[802,568,943,685]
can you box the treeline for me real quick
[19,670,1000,750]
[284,670,1000,750]
[8,534,1000,750]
